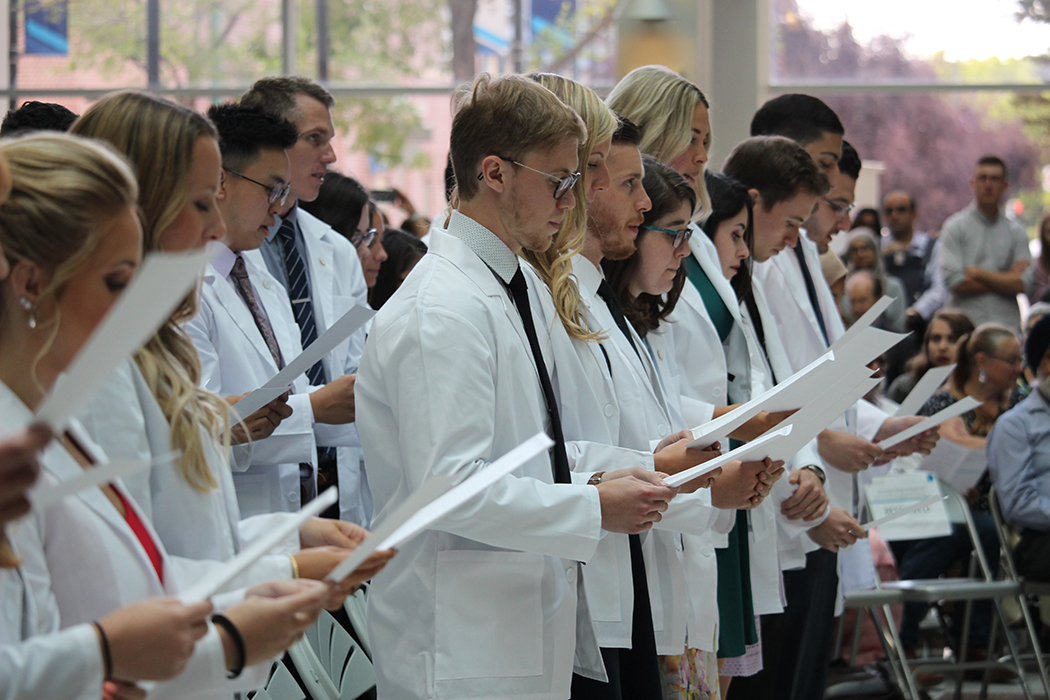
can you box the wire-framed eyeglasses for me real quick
[224,169,292,206]
[477,157,580,200]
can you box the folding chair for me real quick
[841,586,917,699]
[880,479,1034,699]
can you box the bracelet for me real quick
[211,613,245,679]
[587,471,605,486]
[90,621,113,680]
[288,554,300,579]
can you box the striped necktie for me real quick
[276,218,327,386]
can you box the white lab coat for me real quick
[248,209,373,525]
[0,563,104,700]
[529,260,722,656]
[357,222,607,700]
[0,382,268,699]
[78,357,297,585]
[186,244,317,517]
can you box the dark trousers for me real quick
[571,534,663,700]
[728,548,839,700]
[1016,528,1050,582]
[889,514,999,649]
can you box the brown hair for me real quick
[952,323,1016,394]
[241,76,335,122]
[722,135,829,209]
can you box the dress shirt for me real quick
[988,386,1050,531]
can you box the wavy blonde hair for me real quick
[0,134,138,566]
[522,73,616,342]
[606,65,713,221]
[71,92,230,493]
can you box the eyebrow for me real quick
[820,152,840,162]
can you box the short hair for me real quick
[750,94,843,146]
[300,171,370,242]
[450,73,586,201]
[976,155,1007,179]
[702,170,754,301]
[206,103,297,172]
[722,135,829,209]
[601,157,694,337]
[847,268,882,298]
[839,140,861,181]
[240,76,335,124]
[611,115,641,146]
[1,101,78,137]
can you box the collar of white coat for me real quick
[570,252,604,297]
[208,240,239,279]
[686,223,741,322]
[446,210,519,284]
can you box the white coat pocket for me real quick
[434,550,544,680]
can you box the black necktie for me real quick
[793,242,830,347]
[597,279,642,361]
[506,268,572,485]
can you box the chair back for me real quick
[936,478,996,582]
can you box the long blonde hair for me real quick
[607,65,713,221]
[71,91,229,492]
[0,134,138,566]
[522,73,616,342]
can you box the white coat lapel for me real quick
[205,265,282,375]
[300,226,337,332]
[689,229,741,322]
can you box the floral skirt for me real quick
[660,648,721,700]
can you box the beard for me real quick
[587,201,636,261]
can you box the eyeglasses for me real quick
[641,225,692,248]
[990,354,1024,368]
[477,157,580,200]
[350,227,377,248]
[224,169,292,206]
[823,197,855,216]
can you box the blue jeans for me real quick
[889,512,1000,649]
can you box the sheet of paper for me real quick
[827,296,894,354]
[231,305,375,418]
[686,353,835,447]
[919,437,987,492]
[28,453,176,510]
[894,365,955,417]
[179,487,338,603]
[862,472,951,541]
[665,427,792,489]
[35,249,215,430]
[838,538,877,593]
[765,375,881,462]
[829,327,911,375]
[326,432,553,582]
[876,396,981,449]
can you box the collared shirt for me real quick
[940,203,1030,328]
[258,205,316,296]
[446,210,519,283]
[882,230,948,319]
[988,386,1050,532]
[211,242,280,331]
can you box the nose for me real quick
[558,185,576,211]
[588,161,611,201]
[206,210,228,244]
[638,191,652,214]
[322,141,337,165]
[674,240,690,258]
[695,143,708,167]
[738,239,750,259]
[784,228,799,248]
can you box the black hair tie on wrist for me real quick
[210,613,245,679]
[90,621,113,680]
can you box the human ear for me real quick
[478,155,506,194]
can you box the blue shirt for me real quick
[988,386,1050,531]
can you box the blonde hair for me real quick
[72,92,229,493]
[521,73,614,342]
[607,65,713,220]
[0,133,138,397]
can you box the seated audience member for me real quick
[891,324,1021,679]
[886,309,975,404]
[370,228,426,309]
[822,248,847,308]
[0,101,78,137]
[1014,302,1050,404]
[852,207,881,233]
[988,314,1050,581]
[844,269,885,328]
[1025,211,1050,304]
[842,230,906,331]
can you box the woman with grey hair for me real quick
[842,229,907,331]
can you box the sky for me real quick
[796,0,1050,61]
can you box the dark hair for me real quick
[839,140,861,180]
[951,323,1016,395]
[1,101,78,137]
[1025,313,1050,373]
[976,155,1007,179]
[852,207,881,232]
[443,152,456,204]
[206,103,297,172]
[611,115,641,146]
[240,76,335,122]
[907,308,975,380]
[601,157,693,337]
[299,171,371,242]
[370,228,427,309]
[722,135,829,209]
[750,94,844,145]
[701,170,754,301]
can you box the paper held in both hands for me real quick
[229,305,375,419]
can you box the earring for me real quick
[979,368,988,384]
[18,296,36,330]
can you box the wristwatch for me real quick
[588,471,605,486]
[800,464,826,485]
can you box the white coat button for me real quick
[289,491,300,503]
[741,316,749,325]
[712,387,723,397]
[604,405,614,417]
[263,280,271,290]
[657,349,664,360]
[566,566,576,583]
[658,424,668,437]
[700,546,713,557]
[319,257,326,266]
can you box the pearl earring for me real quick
[18,296,36,330]
[979,368,988,384]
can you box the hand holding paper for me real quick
[667,427,792,489]
[876,397,980,449]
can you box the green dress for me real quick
[683,256,758,659]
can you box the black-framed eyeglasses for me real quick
[224,169,292,206]
[350,227,377,248]
[823,197,855,216]
[477,157,580,200]
[641,225,692,248]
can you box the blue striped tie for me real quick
[276,218,327,387]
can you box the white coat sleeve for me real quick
[0,624,104,700]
